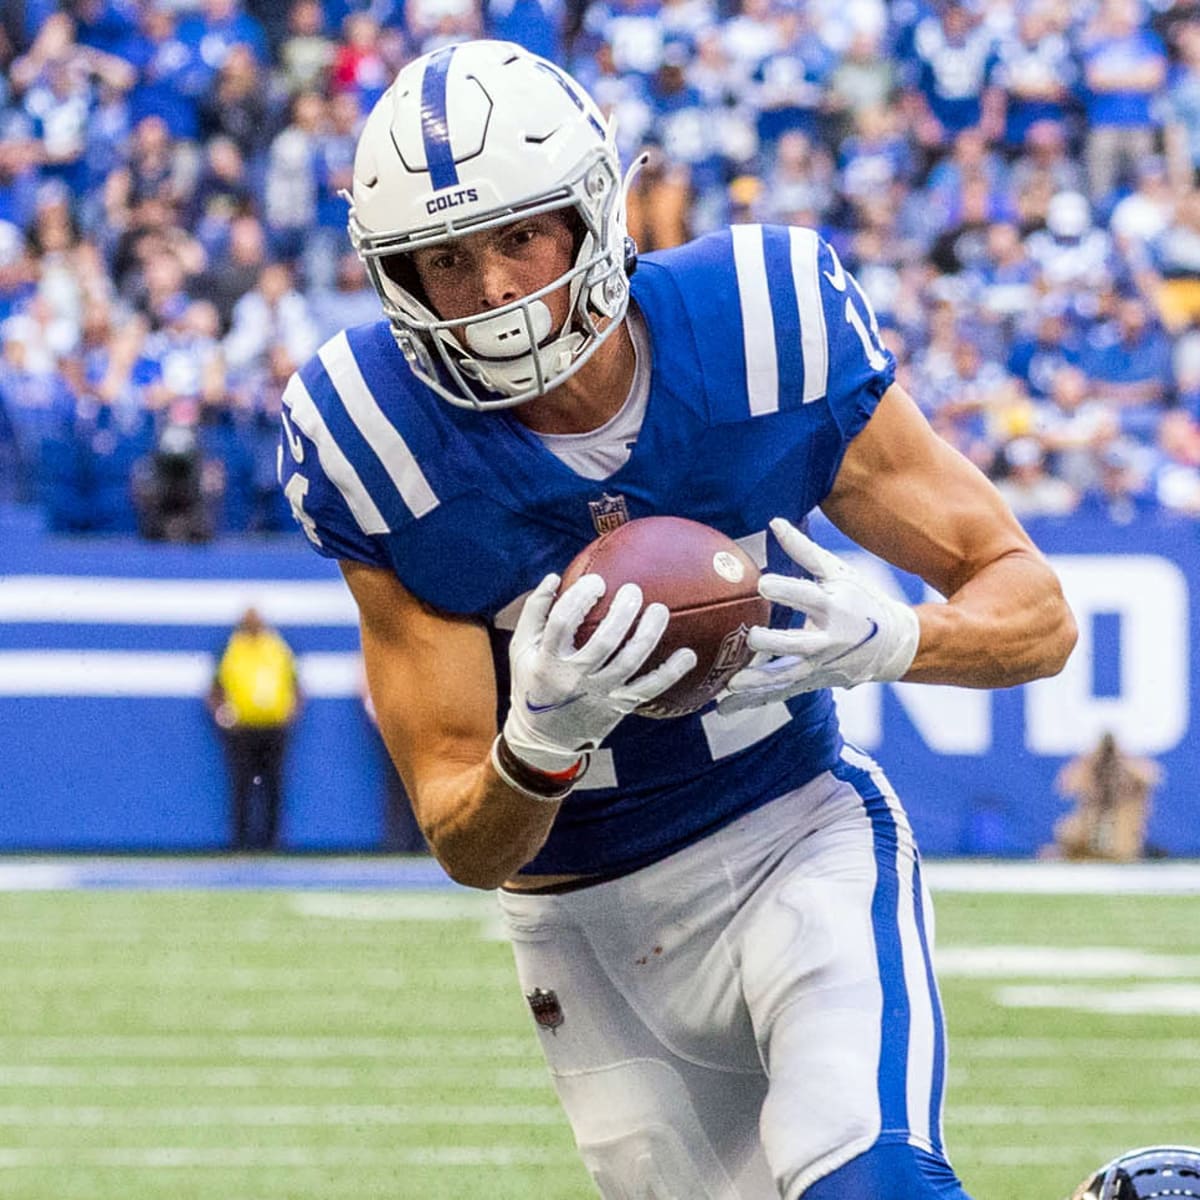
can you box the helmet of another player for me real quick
[1068,1146,1200,1200]
[347,39,634,411]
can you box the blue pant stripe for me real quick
[911,855,947,1152]
[833,756,910,1135]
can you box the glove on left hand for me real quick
[718,518,920,714]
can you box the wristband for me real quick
[490,734,588,803]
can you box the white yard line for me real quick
[0,1035,533,1059]
[0,1103,563,1127]
[0,1065,550,1089]
[0,1146,576,1169]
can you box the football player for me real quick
[278,40,1077,1200]
[1068,1145,1200,1199]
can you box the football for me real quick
[559,516,770,719]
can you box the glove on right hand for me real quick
[502,572,697,774]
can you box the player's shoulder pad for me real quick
[277,321,450,562]
[637,225,894,424]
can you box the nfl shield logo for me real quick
[588,493,629,535]
[526,987,564,1034]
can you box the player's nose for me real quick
[475,249,522,310]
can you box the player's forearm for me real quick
[411,755,561,890]
[903,549,1076,688]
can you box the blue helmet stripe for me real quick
[420,46,459,190]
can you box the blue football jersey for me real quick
[278,224,896,876]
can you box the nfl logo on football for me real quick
[588,493,629,535]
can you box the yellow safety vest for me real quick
[216,630,298,727]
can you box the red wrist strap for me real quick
[540,757,586,783]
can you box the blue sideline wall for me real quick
[0,512,1196,856]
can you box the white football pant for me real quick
[497,746,951,1200]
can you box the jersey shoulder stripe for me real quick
[317,331,440,520]
[280,371,388,536]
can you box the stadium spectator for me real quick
[263,89,324,264]
[1079,294,1173,422]
[230,341,300,532]
[329,12,391,105]
[1008,120,1086,229]
[197,42,274,162]
[189,211,268,332]
[1143,187,1200,332]
[123,3,211,146]
[1174,327,1200,418]
[0,310,76,501]
[1110,155,1176,262]
[1025,190,1115,299]
[991,3,1076,151]
[223,260,318,379]
[177,0,270,71]
[824,27,896,137]
[1050,730,1163,861]
[305,88,360,292]
[309,248,378,344]
[1164,19,1200,191]
[486,0,567,62]
[1078,0,1168,205]
[903,1,1003,155]
[625,142,692,251]
[187,135,254,260]
[208,605,301,851]
[1035,363,1120,494]
[1150,408,1200,515]
[1076,439,1156,524]
[993,435,1079,518]
[276,0,336,95]
[131,397,224,542]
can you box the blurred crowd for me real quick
[3,0,1200,537]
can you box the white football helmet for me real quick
[347,40,635,411]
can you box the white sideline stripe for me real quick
[953,1105,1200,1127]
[4,965,514,989]
[0,650,361,697]
[974,1146,1143,1167]
[923,861,1200,894]
[282,374,388,534]
[0,577,357,625]
[0,1065,549,1088]
[788,226,828,404]
[957,1036,1200,1059]
[938,945,1200,977]
[0,1146,575,1169]
[0,1103,563,1127]
[320,332,439,519]
[996,983,1200,1015]
[732,224,779,416]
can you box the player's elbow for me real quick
[1033,583,1078,680]
[437,854,510,891]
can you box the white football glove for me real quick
[502,572,698,774]
[718,518,920,715]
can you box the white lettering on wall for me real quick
[1027,555,1189,755]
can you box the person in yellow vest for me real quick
[208,607,302,850]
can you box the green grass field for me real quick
[0,869,1198,1200]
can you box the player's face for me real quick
[410,212,577,331]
